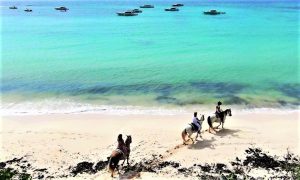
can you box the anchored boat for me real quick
[172,4,184,7]
[55,7,69,11]
[165,7,179,11]
[9,6,18,9]
[24,9,32,12]
[131,9,142,13]
[117,11,138,16]
[140,5,154,8]
[203,10,225,15]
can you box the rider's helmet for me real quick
[217,101,222,105]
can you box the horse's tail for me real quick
[207,116,212,128]
[108,151,122,173]
[108,156,113,172]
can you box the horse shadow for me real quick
[188,137,216,150]
[214,128,240,138]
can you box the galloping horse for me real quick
[207,109,232,133]
[108,135,132,177]
[181,114,205,145]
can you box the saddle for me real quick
[115,148,128,159]
[189,123,199,132]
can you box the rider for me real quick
[191,112,200,131]
[215,101,224,122]
[117,134,126,154]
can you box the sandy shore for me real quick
[0,110,299,179]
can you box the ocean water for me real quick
[1,0,299,114]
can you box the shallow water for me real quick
[1,0,299,113]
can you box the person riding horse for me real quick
[117,134,127,156]
[215,101,224,122]
[191,112,201,132]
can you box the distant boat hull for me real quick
[117,12,138,16]
[140,5,154,8]
[55,7,69,11]
[203,10,225,15]
[132,9,142,13]
[172,4,184,7]
[165,8,179,11]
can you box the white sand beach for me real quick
[0,110,299,179]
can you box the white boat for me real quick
[24,9,32,12]
[172,4,184,7]
[165,7,179,11]
[132,9,142,13]
[117,11,138,16]
[9,6,18,9]
[203,10,225,15]
[140,5,154,8]
[55,7,69,11]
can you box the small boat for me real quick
[24,9,32,12]
[55,7,69,11]
[131,9,142,13]
[9,6,18,9]
[172,4,184,7]
[117,11,138,16]
[140,5,154,8]
[165,7,179,11]
[203,10,225,15]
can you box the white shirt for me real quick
[192,117,200,128]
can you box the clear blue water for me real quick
[1,0,299,112]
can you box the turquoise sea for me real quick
[1,0,299,113]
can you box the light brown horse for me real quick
[108,135,132,177]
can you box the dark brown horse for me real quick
[108,135,132,177]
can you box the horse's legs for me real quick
[188,134,194,143]
[127,156,129,165]
[209,126,213,133]
[216,122,221,129]
[182,130,187,145]
[111,168,114,177]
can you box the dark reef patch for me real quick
[190,82,246,95]
[276,83,300,100]
[155,96,178,104]
[223,96,248,105]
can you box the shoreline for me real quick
[1,102,299,116]
[1,111,299,178]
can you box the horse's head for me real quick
[226,109,232,116]
[199,114,205,122]
[125,135,132,145]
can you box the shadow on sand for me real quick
[188,137,216,149]
[188,128,241,149]
[214,128,240,138]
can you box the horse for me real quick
[207,109,232,133]
[181,114,205,145]
[108,135,132,177]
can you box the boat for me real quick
[9,6,18,9]
[131,9,142,13]
[117,11,138,16]
[140,5,154,8]
[172,4,184,7]
[165,7,179,11]
[55,7,69,11]
[203,10,225,15]
[24,9,32,12]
